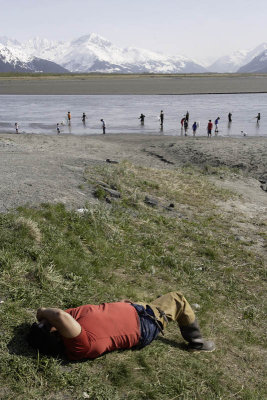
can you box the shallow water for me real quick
[0,94,266,136]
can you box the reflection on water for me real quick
[0,94,266,136]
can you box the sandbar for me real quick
[1,74,267,95]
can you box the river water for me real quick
[0,93,266,136]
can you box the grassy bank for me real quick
[0,162,266,400]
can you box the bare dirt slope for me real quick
[0,134,266,213]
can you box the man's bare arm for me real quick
[36,307,81,338]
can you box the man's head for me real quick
[27,323,64,357]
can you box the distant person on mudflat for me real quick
[185,111,189,122]
[139,113,145,124]
[67,112,71,125]
[100,119,106,134]
[15,122,19,134]
[207,120,213,137]
[27,290,215,360]
[160,110,164,126]
[256,113,261,123]
[214,117,220,133]
[192,121,198,136]
[228,112,232,123]
[56,123,60,134]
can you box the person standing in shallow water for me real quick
[228,112,232,123]
[100,119,106,134]
[185,111,189,122]
[67,112,71,125]
[82,113,87,124]
[256,113,261,124]
[15,122,19,134]
[207,120,213,137]
[139,113,145,124]
[192,121,198,137]
[214,117,220,133]
[160,110,164,126]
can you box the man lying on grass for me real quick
[27,291,215,360]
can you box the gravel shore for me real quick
[0,133,266,213]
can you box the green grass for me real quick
[0,162,266,399]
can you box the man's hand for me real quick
[36,308,51,330]
[36,307,46,322]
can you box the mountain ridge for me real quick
[0,43,69,73]
[208,43,267,72]
[0,34,207,73]
[238,49,267,73]
[0,34,267,74]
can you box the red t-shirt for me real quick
[208,122,213,131]
[62,302,140,360]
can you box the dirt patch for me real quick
[146,136,267,181]
[0,134,266,219]
[214,177,267,258]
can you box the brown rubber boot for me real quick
[180,320,215,352]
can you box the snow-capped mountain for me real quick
[208,43,267,73]
[56,34,207,73]
[0,34,207,74]
[1,34,267,74]
[0,42,69,73]
[238,49,267,73]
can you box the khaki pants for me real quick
[137,291,196,329]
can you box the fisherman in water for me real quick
[67,112,71,125]
[256,113,261,124]
[15,122,19,134]
[139,113,145,124]
[100,119,106,134]
[214,117,220,133]
[160,110,164,126]
[192,121,198,137]
[82,113,87,124]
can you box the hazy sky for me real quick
[1,0,266,62]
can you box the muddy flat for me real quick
[1,74,267,94]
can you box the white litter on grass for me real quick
[192,303,201,310]
[0,299,4,304]
[76,208,89,214]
